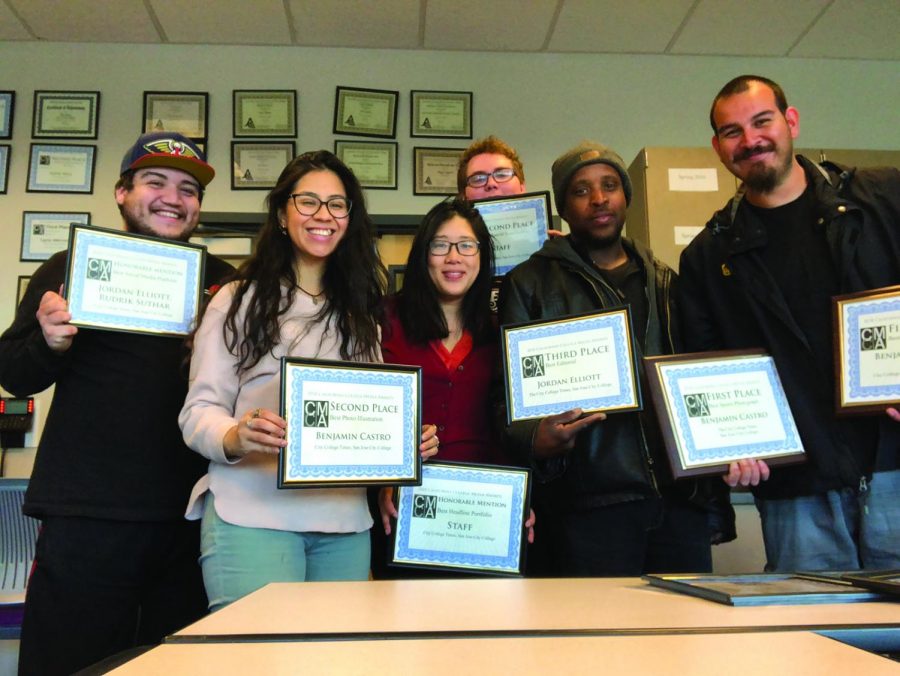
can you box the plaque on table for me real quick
[64,225,205,336]
[833,285,900,414]
[501,307,641,423]
[279,358,421,488]
[644,350,805,479]
[390,461,530,576]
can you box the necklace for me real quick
[297,283,325,305]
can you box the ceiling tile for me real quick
[791,0,900,60]
[8,0,160,43]
[671,0,831,56]
[153,0,292,45]
[0,2,32,40]
[425,0,557,51]
[548,0,695,53]
[289,0,421,49]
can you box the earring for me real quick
[279,222,287,236]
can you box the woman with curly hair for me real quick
[180,151,437,609]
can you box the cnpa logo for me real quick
[860,326,887,351]
[303,400,329,427]
[684,393,711,417]
[86,258,113,281]
[522,354,545,378]
[413,494,438,519]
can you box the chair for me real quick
[0,479,38,639]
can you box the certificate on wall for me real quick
[233,90,297,137]
[26,144,96,193]
[501,308,642,423]
[231,141,295,190]
[20,211,91,261]
[833,285,900,414]
[64,225,205,336]
[334,140,397,189]
[143,91,208,139]
[32,91,100,139]
[413,146,463,195]
[333,87,398,138]
[644,350,805,479]
[472,191,551,275]
[410,90,472,138]
[279,359,421,488]
[390,462,530,576]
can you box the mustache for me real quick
[733,143,776,162]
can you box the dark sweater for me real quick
[0,250,233,521]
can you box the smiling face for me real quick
[115,167,201,241]
[711,80,799,194]
[562,163,627,251]
[280,169,349,268]
[427,215,481,305]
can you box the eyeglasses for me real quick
[290,193,352,218]
[465,167,518,188]
[429,240,480,256]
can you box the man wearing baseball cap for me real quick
[498,141,733,577]
[0,132,233,675]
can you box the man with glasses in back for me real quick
[457,135,527,200]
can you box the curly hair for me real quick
[223,150,385,372]
[456,136,525,194]
[396,198,495,345]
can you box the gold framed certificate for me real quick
[32,91,100,139]
[143,91,208,139]
[334,140,397,190]
[233,90,297,138]
[333,86,398,138]
[413,146,464,195]
[410,90,472,138]
[231,141,295,190]
[833,285,900,414]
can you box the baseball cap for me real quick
[120,132,215,187]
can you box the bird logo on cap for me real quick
[143,138,200,159]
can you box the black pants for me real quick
[18,516,208,676]
[551,495,713,577]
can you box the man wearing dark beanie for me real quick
[498,140,733,576]
[1,132,233,675]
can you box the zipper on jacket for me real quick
[858,475,869,515]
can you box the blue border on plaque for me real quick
[0,145,8,192]
[286,366,416,481]
[395,464,525,572]
[28,144,95,192]
[663,358,801,465]
[845,299,900,400]
[68,229,201,334]
[22,212,90,261]
[0,93,11,137]
[476,194,549,275]
[507,313,634,420]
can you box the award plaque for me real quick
[501,308,642,423]
[279,359,421,488]
[472,191,551,275]
[333,87,398,138]
[644,350,805,479]
[833,285,900,414]
[390,461,530,576]
[64,225,206,336]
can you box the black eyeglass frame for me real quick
[289,193,353,218]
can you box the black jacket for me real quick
[498,235,733,540]
[0,250,234,521]
[679,156,900,499]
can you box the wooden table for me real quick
[113,631,900,675]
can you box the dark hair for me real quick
[396,198,495,345]
[114,169,205,215]
[456,136,525,194]
[223,150,385,371]
[709,75,789,134]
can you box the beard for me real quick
[121,209,195,242]
[733,143,794,194]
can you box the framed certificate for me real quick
[63,225,206,336]
[233,90,297,138]
[279,359,421,488]
[32,91,100,139]
[390,461,530,576]
[333,86,398,138]
[21,211,90,261]
[17,276,31,305]
[501,308,642,423]
[143,91,208,139]
[842,570,900,597]
[334,140,397,189]
[231,141,295,190]
[413,146,464,195]
[0,144,8,193]
[0,91,13,139]
[833,285,900,414]
[27,144,96,193]
[410,90,473,139]
[472,191,551,275]
[644,350,805,479]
